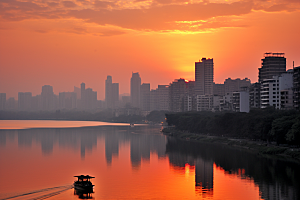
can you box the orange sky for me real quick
[0,0,299,100]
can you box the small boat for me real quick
[74,175,95,192]
[130,123,134,127]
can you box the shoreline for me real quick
[162,127,300,163]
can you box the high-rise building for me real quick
[81,83,86,109]
[85,88,97,110]
[59,92,77,109]
[105,75,113,109]
[6,97,17,110]
[18,92,32,111]
[157,85,169,111]
[169,78,186,112]
[195,58,214,95]
[131,72,141,108]
[112,83,119,109]
[140,83,150,111]
[0,93,6,110]
[41,85,55,110]
[259,53,286,83]
[294,66,300,110]
[105,76,119,109]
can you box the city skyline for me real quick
[0,0,299,100]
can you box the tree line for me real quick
[165,108,300,145]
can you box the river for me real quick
[0,120,299,200]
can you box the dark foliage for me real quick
[166,108,300,145]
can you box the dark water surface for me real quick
[0,120,299,200]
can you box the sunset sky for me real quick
[0,0,299,100]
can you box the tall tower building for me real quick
[131,72,141,108]
[105,75,113,109]
[105,76,119,109]
[41,85,54,110]
[80,82,86,109]
[259,53,286,83]
[140,83,150,111]
[195,58,214,95]
[112,83,119,108]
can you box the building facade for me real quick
[259,52,286,83]
[195,58,214,95]
[131,72,141,108]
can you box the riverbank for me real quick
[162,127,300,162]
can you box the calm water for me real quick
[0,120,299,200]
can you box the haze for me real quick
[0,0,299,100]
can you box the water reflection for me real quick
[74,189,94,199]
[166,137,300,200]
[0,124,299,200]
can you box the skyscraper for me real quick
[81,82,86,109]
[41,85,55,110]
[195,58,214,95]
[112,83,119,108]
[105,76,119,109]
[105,75,113,109]
[131,72,141,108]
[259,52,286,83]
[140,83,150,111]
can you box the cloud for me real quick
[0,0,299,34]
[66,1,253,31]
[62,1,77,8]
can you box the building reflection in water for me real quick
[165,136,299,200]
[1,125,299,200]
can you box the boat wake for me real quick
[0,184,73,200]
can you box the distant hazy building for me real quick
[195,58,214,95]
[81,83,86,109]
[140,83,150,111]
[112,83,119,108]
[105,75,113,109]
[213,83,225,96]
[0,93,6,110]
[105,76,119,109]
[59,92,77,109]
[150,89,158,111]
[157,85,169,111]
[41,85,55,110]
[85,88,97,110]
[6,97,17,110]
[18,92,32,111]
[169,78,186,112]
[130,72,141,108]
[224,78,251,94]
[184,81,196,111]
[259,52,286,83]
[294,66,300,110]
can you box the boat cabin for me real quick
[74,175,95,183]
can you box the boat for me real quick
[130,123,134,127]
[74,175,95,192]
